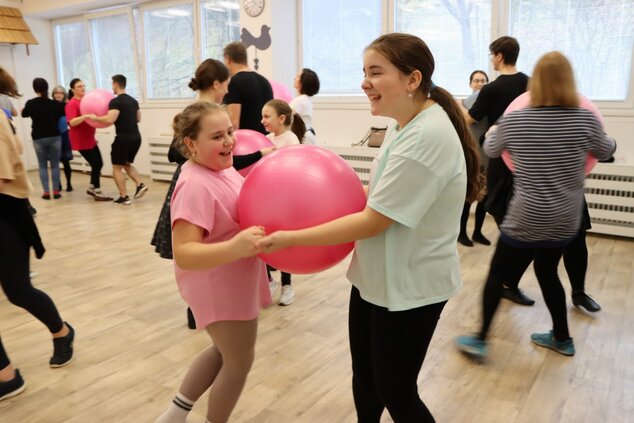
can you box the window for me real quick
[510,0,634,101]
[302,0,382,93]
[394,0,492,97]
[54,21,95,89]
[143,4,196,99]
[89,13,140,98]
[200,0,240,60]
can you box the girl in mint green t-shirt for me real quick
[257,33,481,422]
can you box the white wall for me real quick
[0,15,58,170]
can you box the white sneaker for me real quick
[279,285,294,306]
[269,279,278,298]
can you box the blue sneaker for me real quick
[530,331,575,356]
[455,335,488,359]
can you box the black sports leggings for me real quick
[479,238,569,342]
[0,217,64,335]
[79,145,103,189]
[460,196,488,237]
[504,227,588,294]
[61,159,72,187]
[349,286,446,422]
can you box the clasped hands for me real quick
[236,226,290,257]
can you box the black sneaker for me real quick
[0,369,26,402]
[572,292,601,312]
[472,232,491,246]
[133,183,148,199]
[50,322,74,368]
[501,286,535,306]
[458,234,473,247]
[113,196,131,205]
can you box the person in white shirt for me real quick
[290,68,320,145]
[259,99,307,305]
[261,99,304,148]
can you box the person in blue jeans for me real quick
[21,78,66,199]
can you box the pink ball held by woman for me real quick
[238,145,366,274]
[80,89,114,128]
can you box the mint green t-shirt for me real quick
[346,104,466,311]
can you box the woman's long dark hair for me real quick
[365,33,481,202]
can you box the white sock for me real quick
[155,393,194,423]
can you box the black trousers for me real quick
[349,286,446,423]
[505,227,588,294]
[479,238,570,341]
[79,145,104,189]
[266,265,291,286]
[0,216,64,335]
[460,197,488,237]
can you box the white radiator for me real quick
[147,136,176,182]
[585,163,634,238]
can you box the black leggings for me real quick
[349,286,446,423]
[0,217,64,335]
[266,265,291,286]
[479,239,569,342]
[459,196,488,237]
[79,145,103,189]
[505,227,588,294]
[61,159,72,187]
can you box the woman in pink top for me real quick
[155,102,270,423]
[65,78,112,201]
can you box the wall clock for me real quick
[243,0,265,17]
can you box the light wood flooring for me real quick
[0,172,632,423]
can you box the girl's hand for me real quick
[233,226,266,258]
[256,231,292,254]
[260,146,277,156]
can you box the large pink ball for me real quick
[270,80,293,103]
[80,89,115,128]
[233,129,273,177]
[238,145,366,274]
[501,92,601,175]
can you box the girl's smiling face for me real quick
[186,111,236,171]
[261,105,286,135]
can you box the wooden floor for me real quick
[1,172,632,423]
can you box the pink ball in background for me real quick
[233,129,273,177]
[80,89,115,128]
[238,145,367,274]
[501,91,601,175]
[270,80,293,103]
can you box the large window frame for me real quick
[84,8,142,99]
[52,0,240,107]
[139,0,199,102]
[300,0,634,111]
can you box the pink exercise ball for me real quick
[238,145,367,274]
[502,92,601,175]
[233,129,273,177]
[270,80,293,103]
[80,89,115,128]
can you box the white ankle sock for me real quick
[155,393,194,423]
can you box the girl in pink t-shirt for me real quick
[155,102,270,423]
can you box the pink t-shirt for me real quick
[170,161,270,328]
[65,98,96,151]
